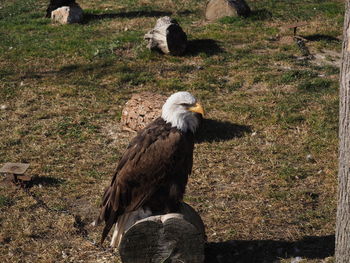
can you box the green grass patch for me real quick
[298,78,334,93]
[250,0,344,21]
[0,195,14,208]
[279,70,318,84]
[278,166,310,182]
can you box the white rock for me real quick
[61,251,68,259]
[291,257,303,263]
[51,4,83,24]
[0,105,7,110]
[306,154,315,162]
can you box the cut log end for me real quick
[119,203,206,263]
[167,24,188,56]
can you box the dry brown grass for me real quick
[0,0,343,262]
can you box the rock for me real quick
[46,0,76,18]
[121,92,167,132]
[205,0,251,21]
[291,257,303,263]
[51,4,83,24]
[306,154,316,163]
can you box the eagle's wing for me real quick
[97,120,193,243]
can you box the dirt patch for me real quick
[312,49,341,67]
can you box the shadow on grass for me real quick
[303,34,340,42]
[18,60,115,82]
[82,10,172,23]
[186,39,224,57]
[205,235,335,263]
[177,9,195,16]
[196,119,251,143]
[59,64,81,73]
[28,176,65,187]
[57,60,116,75]
[249,9,273,21]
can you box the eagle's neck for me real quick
[161,113,199,133]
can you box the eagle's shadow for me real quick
[205,235,335,262]
[196,119,251,143]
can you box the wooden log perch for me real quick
[119,202,206,263]
[205,0,251,21]
[144,17,187,56]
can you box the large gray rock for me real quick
[205,0,251,21]
[51,4,83,24]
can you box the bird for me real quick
[94,91,204,248]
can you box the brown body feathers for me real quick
[96,117,195,244]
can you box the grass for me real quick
[0,0,343,262]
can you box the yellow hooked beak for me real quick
[188,102,205,117]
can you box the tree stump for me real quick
[144,17,187,56]
[119,203,206,263]
[121,92,167,132]
[205,0,251,21]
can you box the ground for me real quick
[0,0,343,262]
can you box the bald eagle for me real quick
[95,91,204,247]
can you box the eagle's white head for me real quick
[161,91,205,133]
